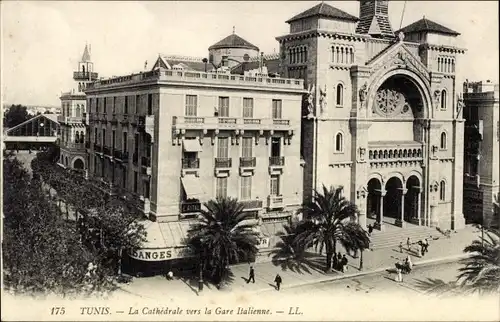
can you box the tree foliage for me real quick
[4,104,29,128]
[187,197,259,286]
[294,185,370,271]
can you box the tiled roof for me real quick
[286,2,358,24]
[81,44,91,62]
[208,34,259,51]
[160,55,210,72]
[231,55,281,75]
[397,17,460,36]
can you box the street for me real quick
[278,260,461,296]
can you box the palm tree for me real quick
[294,185,370,272]
[187,197,259,289]
[416,228,500,295]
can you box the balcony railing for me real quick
[240,199,263,210]
[273,119,290,125]
[215,157,232,168]
[173,116,292,132]
[240,157,256,168]
[269,156,285,166]
[115,151,129,163]
[182,158,200,169]
[267,195,284,209]
[133,153,138,165]
[73,71,99,80]
[181,201,201,214]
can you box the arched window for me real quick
[75,132,80,143]
[336,84,343,106]
[439,180,446,201]
[335,132,343,152]
[441,90,447,109]
[80,131,85,143]
[75,105,81,118]
[82,65,86,73]
[440,132,447,150]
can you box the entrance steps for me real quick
[369,224,436,250]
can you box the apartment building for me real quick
[463,80,500,226]
[84,64,306,262]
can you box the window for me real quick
[103,97,107,114]
[242,137,253,157]
[243,98,254,118]
[272,99,282,119]
[122,168,127,188]
[216,177,228,199]
[439,181,446,201]
[75,132,80,143]
[94,128,97,144]
[96,98,100,113]
[112,97,116,114]
[112,130,116,150]
[135,95,140,114]
[185,95,197,116]
[270,175,280,196]
[240,176,252,200]
[80,131,84,143]
[124,96,129,114]
[76,105,81,117]
[336,84,343,106]
[219,97,229,117]
[102,129,106,147]
[133,171,138,193]
[440,132,447,150]
[271,137,281,157]
[221,56,228,67]
[335,132,343,152]
[217,137,229,158]
[144,181,150,199]
[147,94,153,115]
[123,132,128,152]
[134,134,139,154]
[441,90,447,109]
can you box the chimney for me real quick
[356,0,394,39]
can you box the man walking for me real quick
[247,265,255,284]
[406,237,411,252]
[399,241,403,253]
[274,274,282,291]
[423,238,429,254]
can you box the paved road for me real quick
[278,260,461,296]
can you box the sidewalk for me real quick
[116,225,479,299]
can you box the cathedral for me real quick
[274,1,466,231]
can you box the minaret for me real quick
[355,0,394,39]
[74,44,98,92]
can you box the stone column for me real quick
[417,190,422,226]
[396,188,408,228]
[375,190,386,231]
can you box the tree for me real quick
[187,197,259,289]
[4,104,29,128]
[294,185,370,272]
[2,152,109,295]
[416,228,500,296]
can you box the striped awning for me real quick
[183,139,202,152]
[181,176,206,199]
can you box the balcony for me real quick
[110,114,118,126]
[115,151,129,163]
[182,158,200,169]
[133,153,138,165]
[240,199,263,211]
[73,71,99,81]
[138,115,155,136]
[215,157,232,168]
[180,201,201,214]
[240,157,256,168]
[267,195,284,210]
[141,156,152,176]
[57,115,84,124]
[269,156,285,166]
[120,115,129,126]
[173,116,293,132]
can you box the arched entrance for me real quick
[384,177,404,226]
[404,175,422,225]
[73,158,84,169]
[367,178,383,229]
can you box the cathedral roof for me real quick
[286,2,358,24]
[397,17,460,36]
[208,33,259,51]
[81,44,91,62]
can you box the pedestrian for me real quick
[368,224,373,236]
[274,274,282,291]
[166,271,174,280]
[336,252,342,270]
[406,255,413,272]
[420,243,425,257]
[424,238,429,253]
[247,265,255,284]
[406,237,411,252]
[341,254,348,272]
[399,241,403,253]
[396,267,403,283]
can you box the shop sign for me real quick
[129,247,194,261]
[258,237,270,249]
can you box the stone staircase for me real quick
[369,224,437,250]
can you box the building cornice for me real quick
[276,29,370,43]
[420,43,466,54]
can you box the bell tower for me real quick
[356,0,394,39]
[74,44,98,93]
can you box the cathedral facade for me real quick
[276,1,467,231]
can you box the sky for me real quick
[1,1,498,106]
